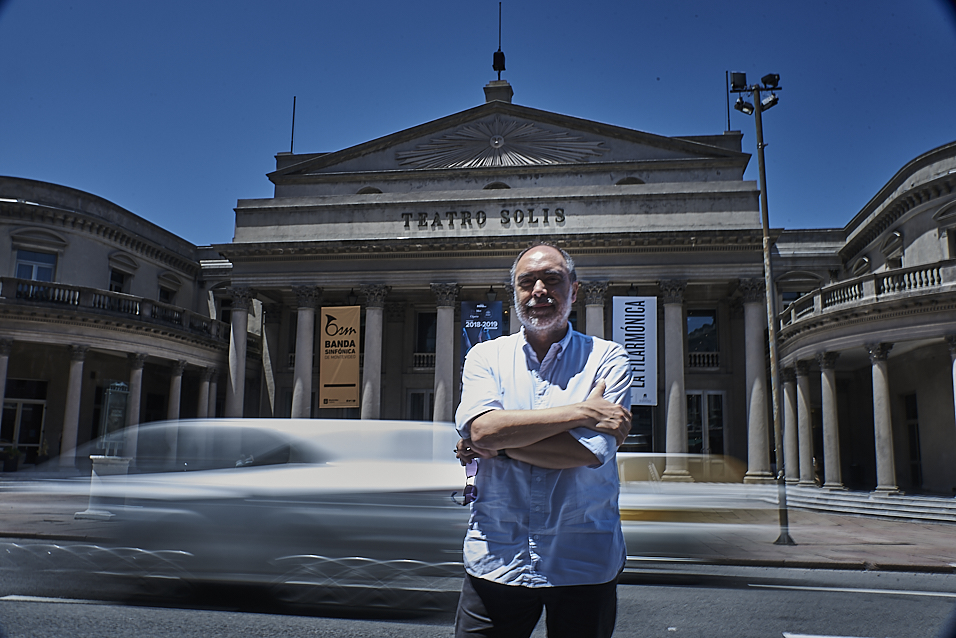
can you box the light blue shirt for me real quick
[456,325,631,587]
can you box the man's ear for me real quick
[570,281,579,303]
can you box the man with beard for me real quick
[454,243,632,638]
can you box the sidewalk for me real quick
[2,475,954,574]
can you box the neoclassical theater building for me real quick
[2,79,954,495]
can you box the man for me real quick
[454,243,632,638]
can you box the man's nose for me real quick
[532,279,548,295]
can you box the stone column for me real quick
[740,279,772,483]
[225,288,254,418]
[291,287,320,419]
[361,284,388,420]
[197,367,213,418]
[124,352,147,461]
[659,280,691,481]
[0,339,12,412]
[261,304,282,417]
[167,360,187,421]
[505,284,520,334]
[384,302,406,419]
[581,281,608,339]
[816,351,844,490]
[867,343,898,494]
[59,345,88,468]
[207,369,219,418]
[431,283,458,423]
[795,360,815,486]
[782,367,799,484]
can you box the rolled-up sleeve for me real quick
[456,342,504,439]
[569,343,633,467]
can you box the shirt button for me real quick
[534,505,541,512]
[535,476,542,482]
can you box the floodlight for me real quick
[761,93,779,111]
[734,97,755,115]
[730,72,748,91]
[761,73,780,88]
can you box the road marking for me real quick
[751,583,956,599]
[0,595,100,605]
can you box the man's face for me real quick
[513,246,578,335]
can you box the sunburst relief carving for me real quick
[396,116,606,169]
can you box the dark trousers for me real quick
[455,573,618,638]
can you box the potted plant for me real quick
[1,446,22,472]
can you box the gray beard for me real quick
[515,296,571,334]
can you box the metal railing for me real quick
[413,352,436,369]
[1,277,229,342]
[688,352,720,368]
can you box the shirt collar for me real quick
[520,323,573,365]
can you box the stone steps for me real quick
[782,485,956,524]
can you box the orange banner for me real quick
[318,306,361,409]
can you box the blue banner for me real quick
[461,301,503,366]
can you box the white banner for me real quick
[612,297,657,406]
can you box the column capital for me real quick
[69,345,89,362]
[816,351,840,370]
[795,360,811,377]
[128,352,148,370]
[171,360,187,376]
[200,367,215,382]
[781,366,797,383]
[0,338,13,357]
[658,280,687,305]
[738,278,766,304]
[229,287,256,312]
[504,283,515,302]
[361,284,389,308]
[580,281,608,306]
[292,286,322,310]
[866,342,893,363]
[385,302,405,323]
[431,283,459,307]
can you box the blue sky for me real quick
[1,0,955,246]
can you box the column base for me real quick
[785,477,800,486]
[822,482,846,491]
[873,487,902,496]
[661,469,695,483]
[797,480,817,488]
[743,471,774,485]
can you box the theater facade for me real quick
[2,80,954,496]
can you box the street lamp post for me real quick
[730,72,795,546]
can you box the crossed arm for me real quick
[455,380,632,470]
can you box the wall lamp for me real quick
[486,286,497,303]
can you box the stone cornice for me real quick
[841,171,956,263]
[216,230,767,262]
[0,199,200,277]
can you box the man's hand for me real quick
[455,437,496,466]
[579,379,632,447]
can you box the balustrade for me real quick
[0,276,227,342]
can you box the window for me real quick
[416,312,437,353]
[15,250,56,282]
[407,389,434,421]
[158,287,176,304]
[620,405,653,452]
[2,379,47,464]
[615,177,645,185]
[483,182,510,190]
[110,269,127,293]
[686,391,724,455]
[686,309,718,352]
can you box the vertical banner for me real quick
[461,301,503,367]
[612,297,658,406]
[319,306,361,408]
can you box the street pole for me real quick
[752,84,795,546]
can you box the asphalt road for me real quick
[2,558,956,637]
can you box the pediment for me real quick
[270,102,746,181]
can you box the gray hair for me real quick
[509,242,577,285]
